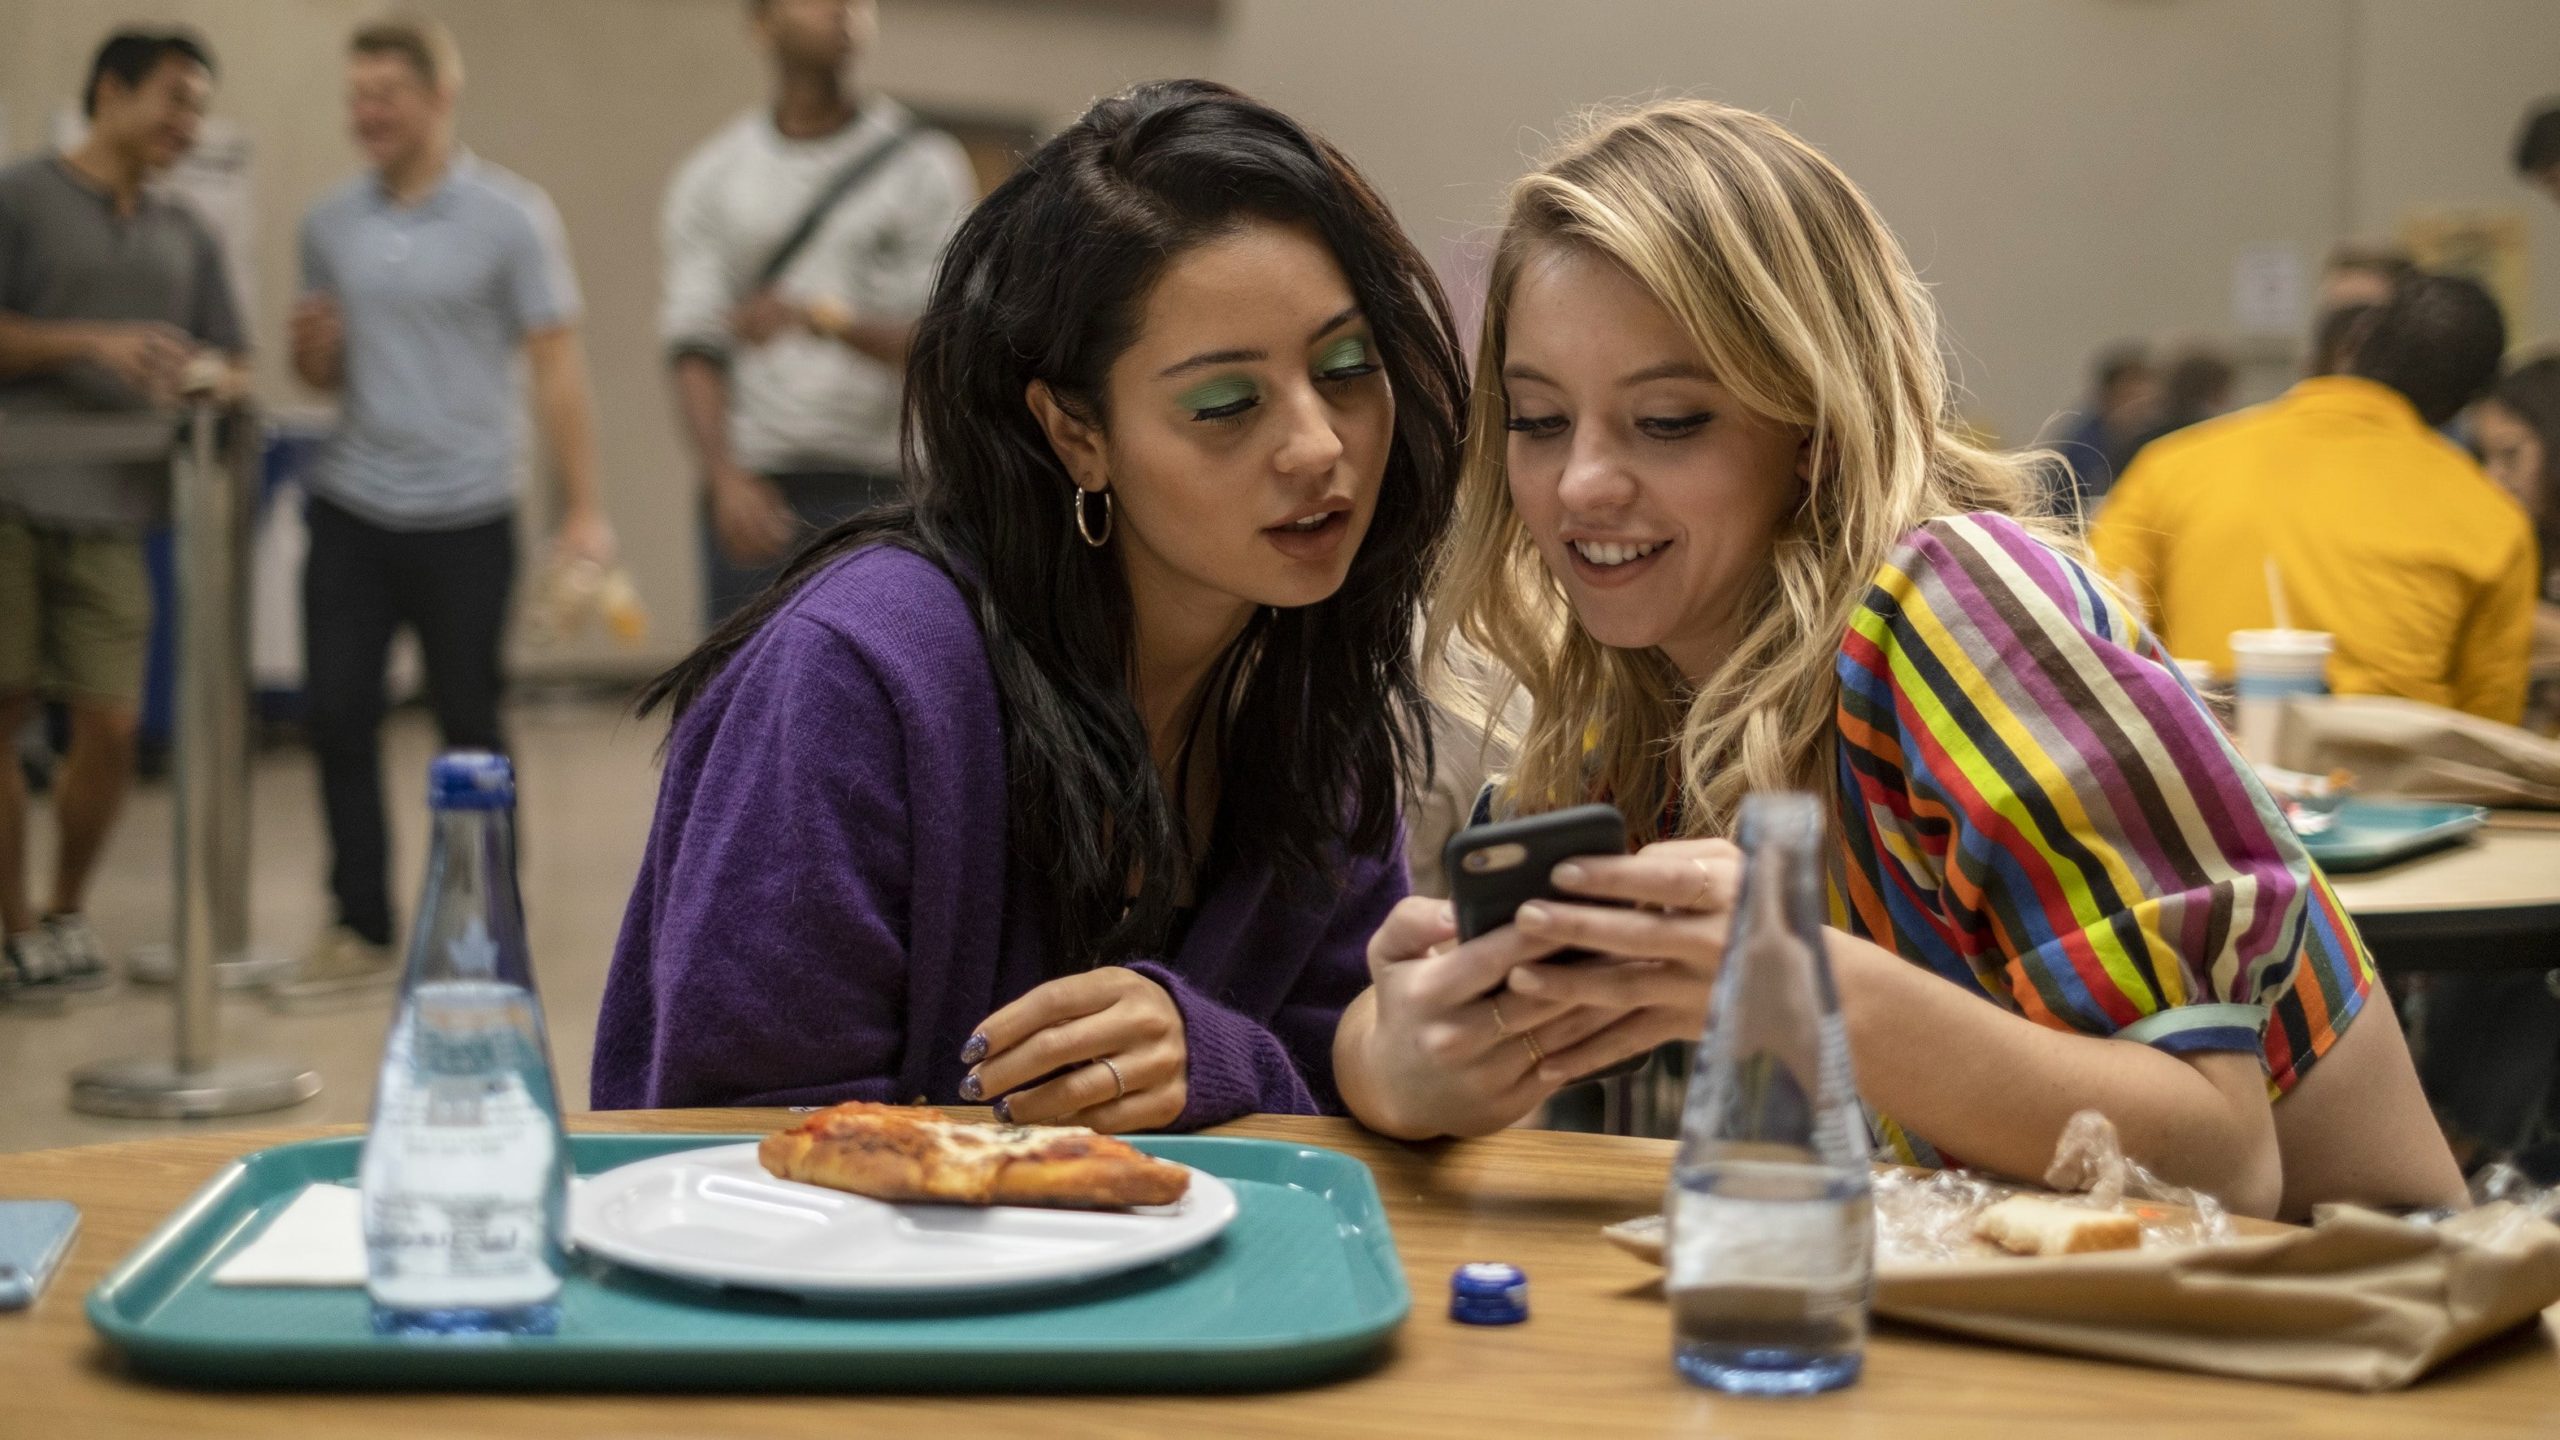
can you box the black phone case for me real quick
[1443,802,1628,943]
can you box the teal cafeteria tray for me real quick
[2296,800,2489,873]
[88,1133,1407,1391]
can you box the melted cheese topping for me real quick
[933,1120,1092,1160]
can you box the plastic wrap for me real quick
[2428,1161,2560,1249]
[1875,1110,2233,1264]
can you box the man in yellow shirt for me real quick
[2092,275,2536,724]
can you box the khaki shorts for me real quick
[0,513,150,706]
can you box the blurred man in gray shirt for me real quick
[283,16,614,994]
[661,0,974,622]
[0,28,246,997]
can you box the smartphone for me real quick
[0,1200,79,1310]
[1444,802,1628,958]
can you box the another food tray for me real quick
[2296,800,2489,873]
[87,1133,1407,1391]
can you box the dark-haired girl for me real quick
[591,81,1468,1131]
[2475,354,2560,607]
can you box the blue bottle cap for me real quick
[1449,1261,1528,1325]
[428,751,515,810]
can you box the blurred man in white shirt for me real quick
[661,0,976,623]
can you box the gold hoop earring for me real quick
[1074,486,1113,548]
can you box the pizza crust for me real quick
[759,1102,1192,1209]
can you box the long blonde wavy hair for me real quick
[1430,100,2054,838]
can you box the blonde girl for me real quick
[1335,101,2460,1219]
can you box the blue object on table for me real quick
[87,1132,1408,1390]
[1448,1261,1528,1325]
[0,1200,81,1309]
[2297,800,2490,873]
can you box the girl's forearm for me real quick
[1830,934,2284,1217]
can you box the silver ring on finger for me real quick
[1094,1056,1127,1102]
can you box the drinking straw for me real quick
[2264,556,2294,633]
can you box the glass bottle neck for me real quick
[1725,796,1839,1015]
[411,806,528,988]
[430,807,517,889]
[1739,829,1823,943]
[1681,795,1863,1164]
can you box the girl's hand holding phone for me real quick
[1348,896,1589,1136]
[1501,837,1743,1082]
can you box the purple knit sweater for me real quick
[590,545,1406,1128]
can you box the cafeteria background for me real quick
[1,0,2556,1159]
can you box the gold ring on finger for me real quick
[1489,996,1513,1037]
[1519,1029,1546,1066]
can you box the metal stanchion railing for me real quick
[0,403,320,1117]
[122,405,291,992]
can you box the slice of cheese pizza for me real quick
[758,1102,1192,1209]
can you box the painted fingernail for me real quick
[993,1096,1014,1123]
[960,1032,989,1065]
[959,1071,984,1102]
[1517,902,1552,927]
[1553,862,1588,887]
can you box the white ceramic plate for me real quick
[570,1143,1238,1298]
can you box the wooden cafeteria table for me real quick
[7,1109,2558,1439]
[2329,811,2560,974]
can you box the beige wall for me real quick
[0,0,1218,671]
[429,0,1216,663]
[3,0,385,407]
[2350,0,2560,337]
[5,0,2554,664]
[1223,0,2560,446]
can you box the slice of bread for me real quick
[1974,1194,2143,1256]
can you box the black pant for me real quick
[700,468,900,626]
[302,497,516,946]
[2419,970,2560,1161]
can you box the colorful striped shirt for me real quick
[1836,513,2375,1166]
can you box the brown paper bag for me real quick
[1606,1203,2560,1389]
[1873,1203,2560,1391]
[2276,696,2560,809]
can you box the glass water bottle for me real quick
[359,751,571,1337]
[1665,792,1873,1395]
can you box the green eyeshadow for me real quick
[1178,376,1258,412]
[1316,336,1372,372]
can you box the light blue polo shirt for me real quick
[299,154,579,530]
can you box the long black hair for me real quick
[640,80,1467,973]
[2489,354,2560,593]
